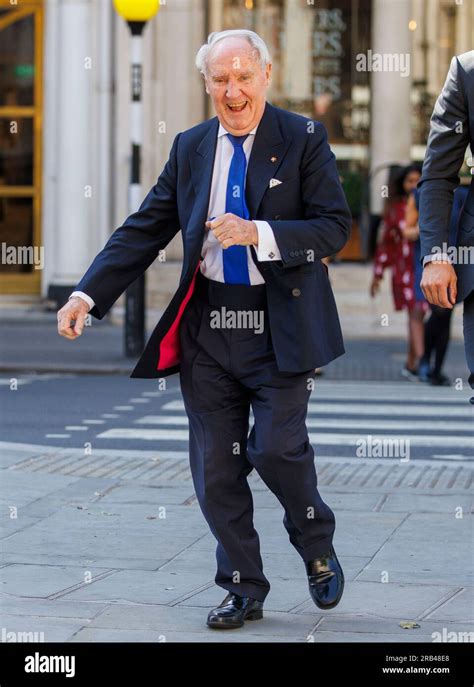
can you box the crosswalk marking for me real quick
[98,428,188,441]
[134,414,472,432]
[160,401,473,417]
[96,427,472,448]
[86,381,474,459]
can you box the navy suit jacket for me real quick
[74,101,352,378]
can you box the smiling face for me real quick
[203,37,272,135]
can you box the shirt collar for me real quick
[218,121,258,138]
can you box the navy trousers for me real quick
[179,270,336,602]
[463,290,474,390]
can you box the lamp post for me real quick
[113,0,161,357]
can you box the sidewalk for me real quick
[1,440,472,642]
[0,263,468,382]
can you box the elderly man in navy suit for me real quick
[57,29,351,629]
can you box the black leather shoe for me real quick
[306,546,344,609]
[206,592,264,629]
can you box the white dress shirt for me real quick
[70,121,281,310]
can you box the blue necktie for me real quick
[223,133,251,285]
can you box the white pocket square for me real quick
[269,178,283,188]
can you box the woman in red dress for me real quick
[370,165,429,379]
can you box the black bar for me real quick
[127,20,145,36]
[0,642,472,685]
[131,144,140,184]
[124,273,145,357]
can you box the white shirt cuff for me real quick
[253,220,282,261]
[423,253,452,266]
[69,291,95,310]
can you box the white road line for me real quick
[136,416,189,426]
[161,401,186,411]
[311,382,465,391]
[97,429,188,440]
[310,395,468,404]
[45,434,71,439]
[101,413,119,418]
[134,414,472,432]
[96,427,473,447]
[82,419,106,424]
[431,454,469,460]
[129,398,150,403]
[306,403,472,417]
[0,379,31,386]
[160,399,472,417]
[306,432,474,448]
[113,405,135,411]
[64,426,89,431]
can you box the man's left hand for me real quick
[206,213,258,249]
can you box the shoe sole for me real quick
[206,609,264,629]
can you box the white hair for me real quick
[195,29,271,76]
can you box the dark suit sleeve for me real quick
[266,122,351,267]
[74,133,181,319]
[418,56,469,262]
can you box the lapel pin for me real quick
[271,156,277,162]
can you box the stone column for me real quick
[42,0,114,303]
[370,0,412,215]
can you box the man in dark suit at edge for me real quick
[419,51,474,403]
[57,29,351,629]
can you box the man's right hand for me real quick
[57,297,90,339]
[420,261,457,308]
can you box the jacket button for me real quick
[289,250,295,257]
[292,288,301,297]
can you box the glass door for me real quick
[0,0,43,294]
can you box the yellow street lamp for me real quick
[113,0,160,22]
[112,0,160,357]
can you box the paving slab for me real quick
[296,581,458,618]
[60,569,215,605]
[0,614,91,643]
[78,602,321,639]
[0,593,108,619]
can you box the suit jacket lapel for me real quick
[187,117,219,262]
[245,102,292,219]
